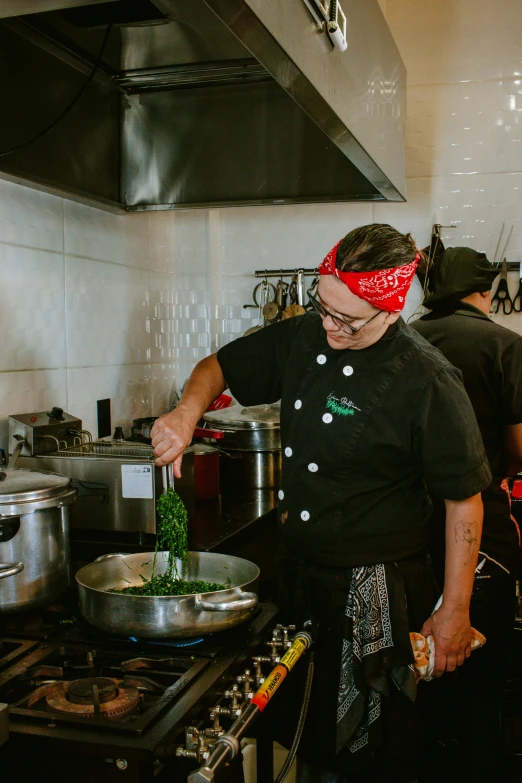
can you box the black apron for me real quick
[273,547,439,780]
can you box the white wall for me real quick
[381,0,522,334]
[0,180,175,442]
[1,0,522,445]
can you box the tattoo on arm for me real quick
[454,520,478,565]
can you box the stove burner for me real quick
[67,677,118,705]
[46,678,140,720]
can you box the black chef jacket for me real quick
[412,302,522,576]
[217,312,491,568]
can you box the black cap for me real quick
[423,247,499,309]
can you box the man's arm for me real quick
[504,423,522,475]
[421,493,483,677]
[151,354,226,473]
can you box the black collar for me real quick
[422,301,492,323]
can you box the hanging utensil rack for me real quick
[244,268,318,313]
[254,268,317,277]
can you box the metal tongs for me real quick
[161,463,175,494]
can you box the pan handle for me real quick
[94,553,131,563]
[195,591,258,612]
[0,562,24,579]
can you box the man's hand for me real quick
[421,605,472,678]
[150,354,228,474]
[151,409,197,475]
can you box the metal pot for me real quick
[220,450,281,490]
[203,405,281,489]
[0,468,76,613]
[75,551,259,639]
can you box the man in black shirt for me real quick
[412,246,522,782]
[151,225,491,783]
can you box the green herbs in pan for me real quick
[111,486,229,596]
[111,575,231,596]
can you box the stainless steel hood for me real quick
[0,0,406,209]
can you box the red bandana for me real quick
[318,240,420,312]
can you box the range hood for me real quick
[0,0,406,209]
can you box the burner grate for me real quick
[1,642,210,735]
[0,638,39,669]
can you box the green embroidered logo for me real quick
[326,393,361,417]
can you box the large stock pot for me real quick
[75,551,259,639]
[0,468,76,613]
[203,404,281,489]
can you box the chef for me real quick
[411,247,522,783]
[151,223,491,783]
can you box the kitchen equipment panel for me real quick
[9,412,195,534]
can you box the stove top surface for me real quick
[0,602,278,753]
[0,637,210,735]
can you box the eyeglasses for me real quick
[309,293,382,335]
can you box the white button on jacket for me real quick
[317,354,326,365]
[278,489,284,500]
[343,365,354,376]
[294,400,302,410]
[308,463,318,472]
[285,447,293,457]
[322,413,333,423]
[301,510,310,521]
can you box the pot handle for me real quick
[193,427,225,440]
[195,590,258,612]
[94,553,131,563]
[0,562,24,579]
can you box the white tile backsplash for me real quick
[67,365,151,437]
[217,203,374,273]
[149,210,208,274]
[405,80,522,180]
[151,363,179,415]
[65,256,150,367]
[0,178,63,253]
[64,200,150,269]
[0,245,66,371]
[0,370,67,421]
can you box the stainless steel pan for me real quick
[75,551,259,639]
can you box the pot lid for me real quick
[189,444,220,455]
[203,403,280,430]
[0,468,71,505]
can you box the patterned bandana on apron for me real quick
[336,563,418,755]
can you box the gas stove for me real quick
[0,604,280,783]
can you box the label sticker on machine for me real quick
[121,464,154,499]
[280,637,308,671]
